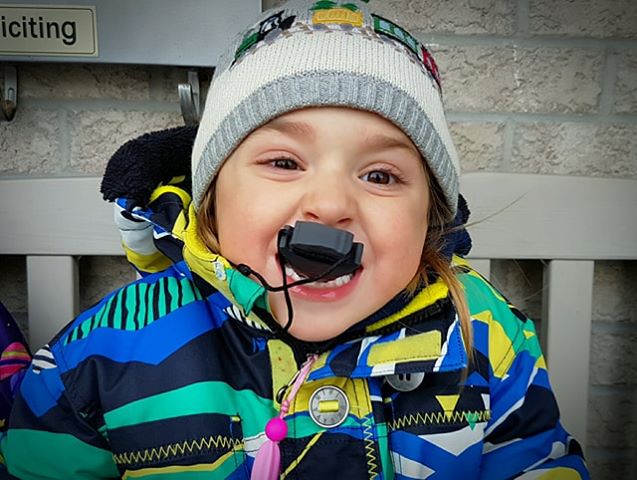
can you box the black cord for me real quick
[278,253,294,331]
[237,257,349,291]
[235,255,352,332]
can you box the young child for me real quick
[1,1,589,478]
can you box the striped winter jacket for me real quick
[1,249,589,479]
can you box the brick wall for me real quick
[1,0,636,477]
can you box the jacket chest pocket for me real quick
[108,413,247,477]
[381,373,490,476]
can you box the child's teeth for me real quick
[285,265,303,281]
[285,265,353,288]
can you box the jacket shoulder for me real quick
[51,264,204,352]
[456,264,545,377]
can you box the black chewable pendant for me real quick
[277,221,363,281]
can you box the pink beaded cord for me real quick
[251,354,318,480]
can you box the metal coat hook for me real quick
[1,65,18,122]
[178,70,201,126]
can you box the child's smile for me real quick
[214,107,430,341]
[284,260,361,300]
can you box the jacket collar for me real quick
[181,204,467,377]
[180,205,272,329]
[308,290,468,379]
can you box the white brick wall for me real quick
[511,123,637,176]
[528,0,637,38]
[448,121,506,171]
[616,51,637,113]
[1,0,636,477]
[439,45,604,113]
[365,0,516,35]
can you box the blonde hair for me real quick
[407,167,473,359]
[196,164,473,359]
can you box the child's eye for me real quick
[271,158,299,170]
[361,169,401,185]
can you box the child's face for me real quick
[214,107,430,341]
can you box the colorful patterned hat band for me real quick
[191,0,460,218]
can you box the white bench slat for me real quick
[26,255,79,350]
[542,259,594,448]
[1,177,120,255]
[461,173,637,261]
[2,173,636,259]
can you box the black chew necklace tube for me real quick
[236,221,364,332]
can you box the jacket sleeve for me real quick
[468,273,590,479]
[0,342,119,479]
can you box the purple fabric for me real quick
[0,302,31,430]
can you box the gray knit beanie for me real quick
[191,0,460,218]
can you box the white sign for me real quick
[0,4,97,56]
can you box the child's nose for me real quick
[300,175,355,227]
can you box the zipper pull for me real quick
[251,354,317,480]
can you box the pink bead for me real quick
[265,417,288,442]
